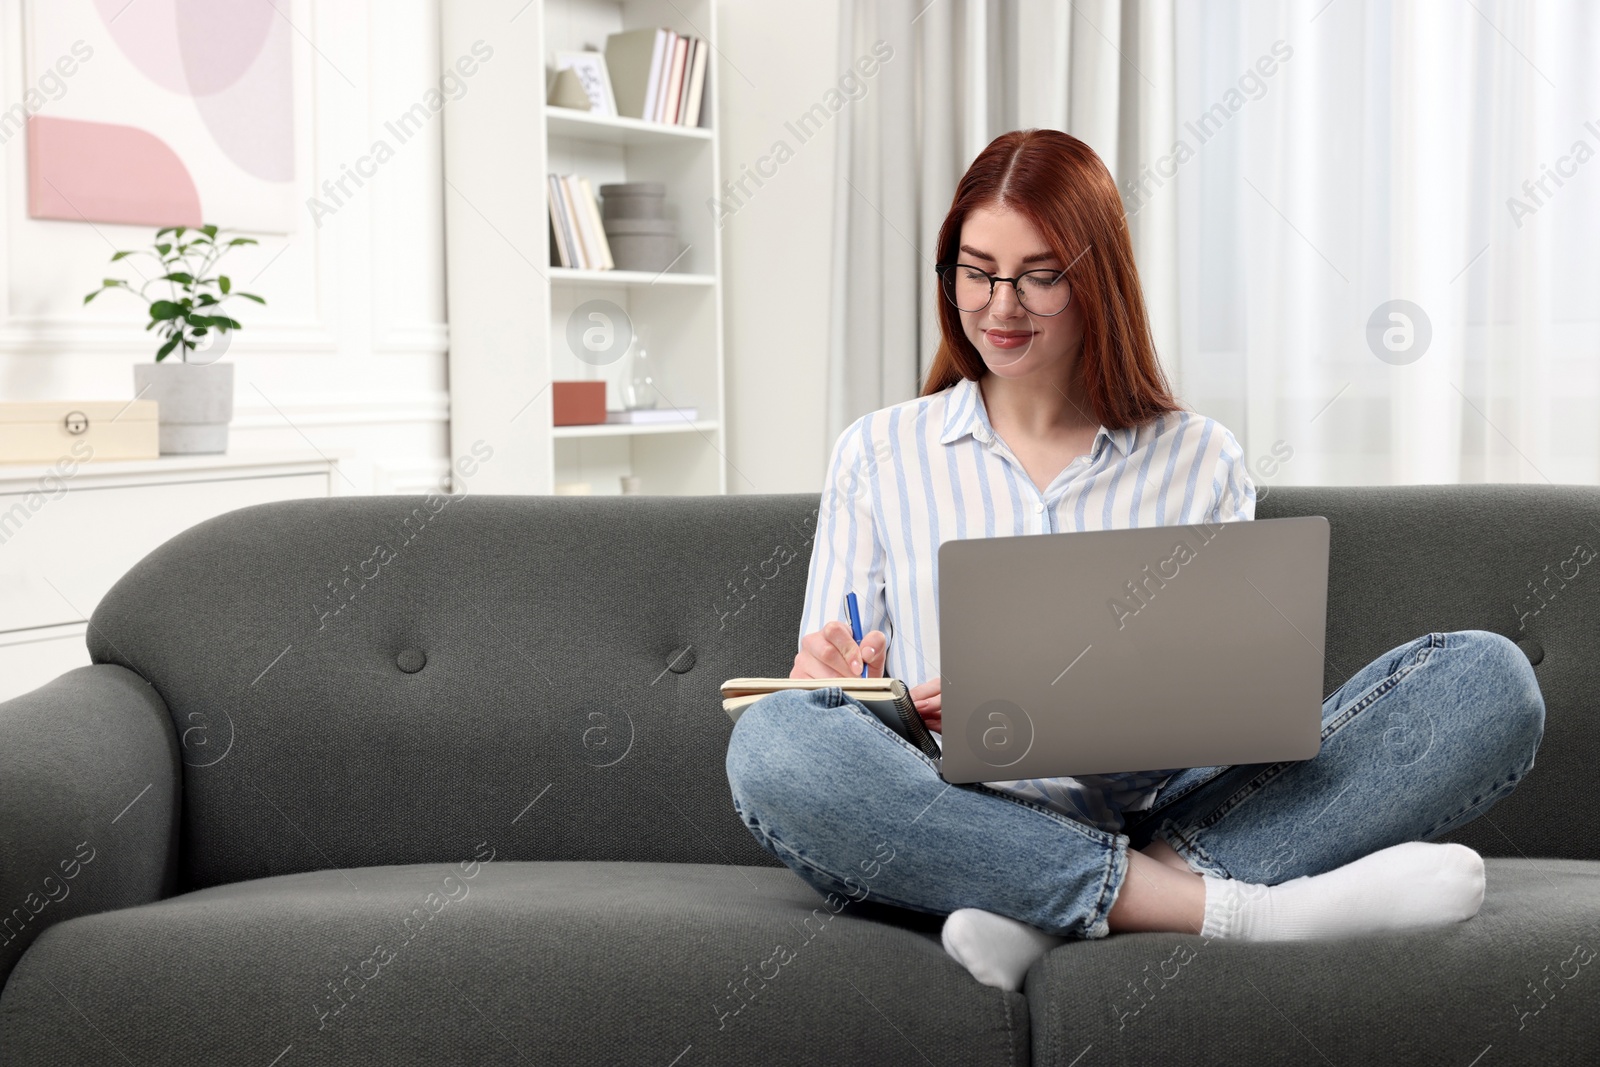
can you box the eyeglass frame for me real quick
[933,261,1074,317]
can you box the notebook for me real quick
[721,677,942,759]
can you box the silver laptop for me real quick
[936,516,1330,784]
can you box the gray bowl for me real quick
[600,181,666,221]
[604,217,679,272]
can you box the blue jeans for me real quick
[724,630,1545,941]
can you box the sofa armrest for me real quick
[0,664,180,986]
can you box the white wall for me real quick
[0,0,839,498]
[0,0,450,494]
[716,0,839,494]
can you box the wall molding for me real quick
[0,318,343,354]
[372,321,450,356]
[230,390,450,429]
[0,320,449,357]
[371,459,452,494]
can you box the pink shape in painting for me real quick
[89,0,188,94]
[88,0,293,183]
[188,5,295,182]
[90,0,271,94]
[174,0,276,95]
[28,116,202,227]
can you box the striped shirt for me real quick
[798,374,1257,834]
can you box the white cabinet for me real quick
[0,451,338,703]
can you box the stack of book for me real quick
[547,174,613,270]
[603,27,709,126]
[605,407,698,425]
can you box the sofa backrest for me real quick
[1255,484,1597,864]
[87,486,1598,890]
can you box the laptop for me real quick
[935,515,1330,784]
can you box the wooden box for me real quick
[0,400,160,463]
[552,381,606,426]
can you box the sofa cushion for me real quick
[1025,858,1599,1064]
[0,860,1028,1066]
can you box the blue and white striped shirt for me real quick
[798,374,1257,834]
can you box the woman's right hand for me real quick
[792,620,889,679]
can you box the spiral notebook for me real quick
[720,677,942,759]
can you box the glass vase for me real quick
[621,337,657,410]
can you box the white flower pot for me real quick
[132,361,235,454]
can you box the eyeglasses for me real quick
[934,262,1072,316]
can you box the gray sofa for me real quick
[1,485,1596,1065]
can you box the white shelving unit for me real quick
[440,0,726,496]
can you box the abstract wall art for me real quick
[22,0,297,233]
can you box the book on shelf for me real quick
[547,172,614,270]
[547,175,573,268]
[604,407,698,424]
[681,38,707,126]
[564,175,596,267]
[603,27,708,126]
[658,34,687,123]
[576,175,613,270]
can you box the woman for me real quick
[724,129,1545,992]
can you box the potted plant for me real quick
[84,224,266,454]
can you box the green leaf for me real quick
[173,226,187,239]
[227,237,258,247]
[184,313,219,328]
[155,227,175,239]
[160,272,194,285]
[238,292,266,304]
[156,243,171,256]
[110,250,133,262]
[196,293,218,306]
[101,278,124,288]
[148,300,183,321]
[218,316,242,330]
[156,335,181,361]
[201,224,218,238]
[219,275,231,294]
[83,290,99,304]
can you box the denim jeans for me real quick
[724,630,1545,941]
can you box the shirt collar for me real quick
[938,375,1131,458]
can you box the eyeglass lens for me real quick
[941,265,1070,315]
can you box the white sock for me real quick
[1200,841,1486,941]
[941,907,1066,992]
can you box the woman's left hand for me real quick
[910,676,941,733]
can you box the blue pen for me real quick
[844,592,868,678]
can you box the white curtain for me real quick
[827,0,1177,450]
[1175,0,1600,485]
[830,0,1599,485]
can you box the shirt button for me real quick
[1035,502,1045,513]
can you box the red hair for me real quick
[920,129,1184,430]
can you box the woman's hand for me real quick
[792,620,889,679]
[910,677,941,733]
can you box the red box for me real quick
[552,381,606,426]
